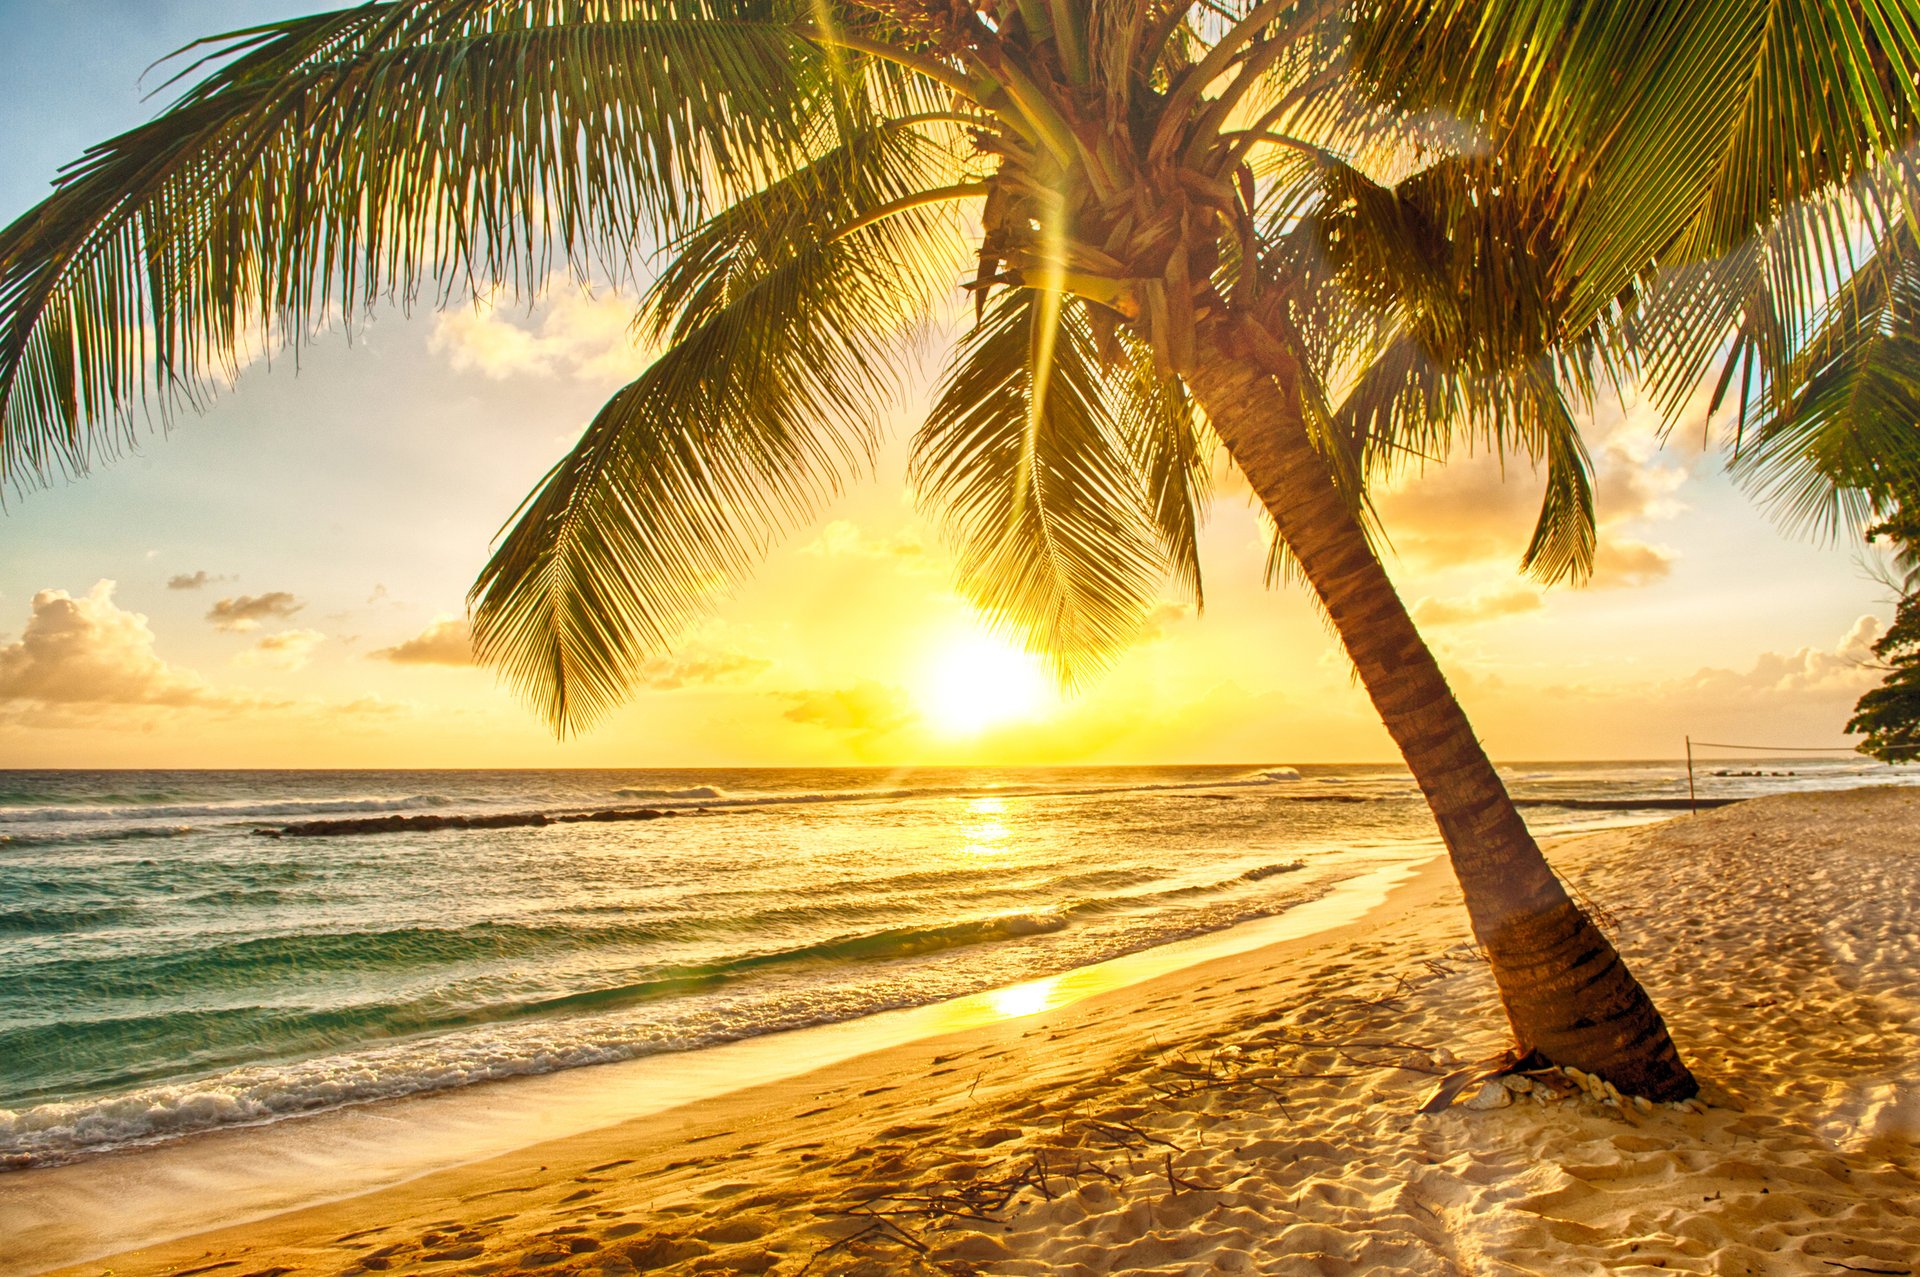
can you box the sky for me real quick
[0,1,1901,769]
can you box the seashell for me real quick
[1462,1080,1513,1110]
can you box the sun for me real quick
[917,632,1052,737]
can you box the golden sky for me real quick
[0,5,1898,769]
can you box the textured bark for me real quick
[1188,306,1697,1101]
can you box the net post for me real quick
[1685,735,1696,816]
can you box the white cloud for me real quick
[167,571,223,591]
[1139,601,1195,641]
[637,647,770,690]
[1498,616,1887,726]
[0,582,223,708]
[781,680,913,742]
[1677,615,1885,702]
[371,617,766,689]
[1587,539,1677,590]
[430,283,652,382]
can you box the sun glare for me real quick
[918,633,1051,737]
[989,975,1062,1020]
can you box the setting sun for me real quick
[917,632,1053,736]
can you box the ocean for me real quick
[0,759,1899,1169]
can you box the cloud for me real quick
[1410,583,1545,627]
[1373,462,1542,572]
[371,618,766,689]
[638,648,770,690]
[240,628,326,672]
[1139,601,1195,641]
[373,617,475,666]
[1506,616,1887,727]
[781,680,913,742]
[207,592,304,632]
[1676,615,1886,703]
[1587,539,1677,590]
[0,582,224,708]
[167,571,223,591]
[1372,387,1697,579]
[800,520,937,572]
[430,283,652,382]
[335,695,412,719]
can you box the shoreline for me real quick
[11,787,1920,1276]
[2,851,1452,1276]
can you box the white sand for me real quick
[21,786,1920,1276]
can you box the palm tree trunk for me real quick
[1187,307,1697,1101]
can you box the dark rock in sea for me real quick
[578,807,668,822]
[258,805,686,838]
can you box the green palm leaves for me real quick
[912,290,1208,683]
[1729,222,1920,538]
[0,0,834,487]
[470,117,973,731]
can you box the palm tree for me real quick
[5,0,1917,1101]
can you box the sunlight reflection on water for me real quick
[958,796,1010,855]
[989,975,1062,1020]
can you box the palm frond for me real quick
[641,112,974,343]
[910,290,1176,679]
[1112,327,1213,609]
[1729,220,1920,538]
[1516,369,1597,585]
[469,156,961,733]
[1300,138,1599,587]
[1565,0,1920,327]
[0,0,956,490]
[1351,0,1920,339]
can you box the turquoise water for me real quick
[0,760,1898,1166]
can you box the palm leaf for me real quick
[469,157,963,732]
[911,290,1176,679]
[1515,368,1597,584]
[1729,220,1920,538]
[0,0,917,490]
[1112,327,1213,609]
[640,112,975,344]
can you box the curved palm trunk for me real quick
[1188,308,1697,1101]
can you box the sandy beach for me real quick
[12,786,1920,1277]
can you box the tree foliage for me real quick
[1850,494,1920,763]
